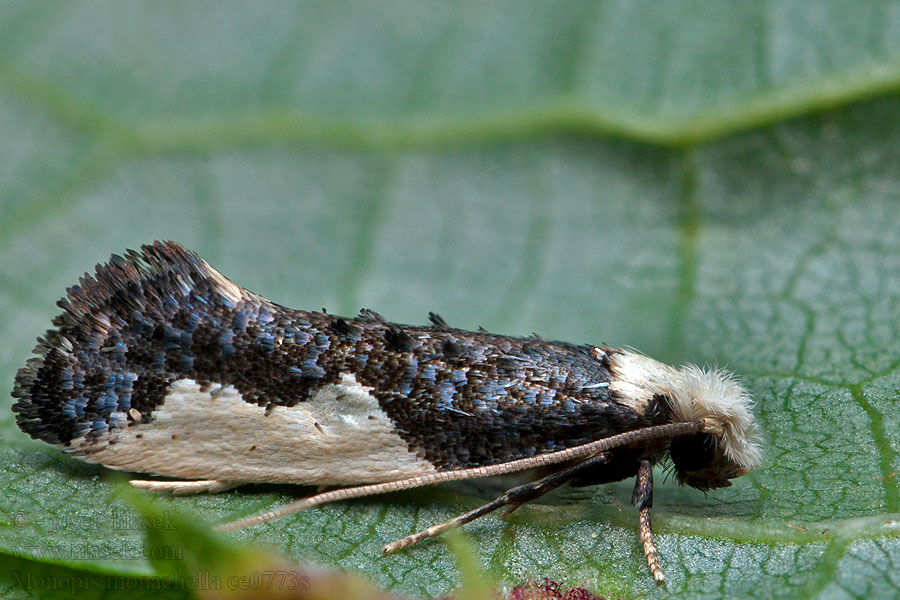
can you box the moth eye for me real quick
[669,433,717,473]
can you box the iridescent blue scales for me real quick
[12,241,762,584]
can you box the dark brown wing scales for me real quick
[357,334,662,469]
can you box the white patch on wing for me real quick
[71,375,436,485]
[202,262,245,306]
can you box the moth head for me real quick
[665,365,763,490]
[603,349,763,491]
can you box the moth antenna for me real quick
[218,422,704,532]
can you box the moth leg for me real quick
[633,458,664,584]
[384,452,610,553]
[130,479,239,495]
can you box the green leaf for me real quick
[132,489,410,600]
[2,2,900,599]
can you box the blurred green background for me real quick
[3,2,900,599]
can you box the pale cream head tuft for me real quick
[604,348,763,479]
[667,364,763,472]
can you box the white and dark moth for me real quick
[13,241,762,583]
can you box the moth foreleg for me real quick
[383,452,610,553]
[632,458,664,584]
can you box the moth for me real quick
[12,241,762,583]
